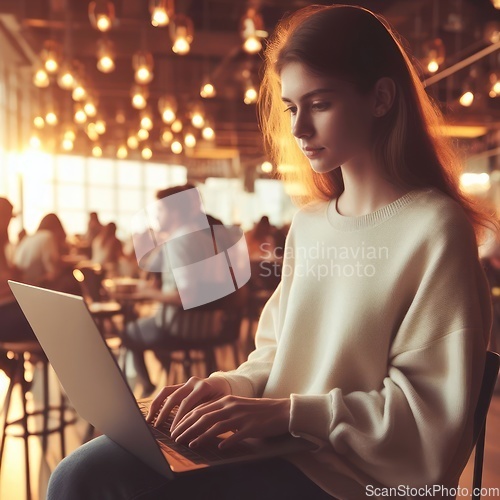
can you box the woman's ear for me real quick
[372,77,396,117]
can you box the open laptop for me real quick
[8,280,316,478]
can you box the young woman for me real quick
[47,5,497,499]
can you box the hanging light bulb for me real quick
[141,145,153,160]
[171,140,183,154]
[41,40,62,74]
[92,144,103,157]
[191,108,205,129]
[33,115,45,129]
[97,38,115,73]
[423,38,445,74]
[140,107,154,130]
[131,84,149,109]
[244,83,258,104]
[459,91,474,107]
[74,103,87,124]
[95,119,106,135]
[184,128,196,148]
[63,126,76,142]
[171,119,183,133]
[86,122,99,141]
[57,61,77,89]
[459,68,476,107]
[89,0,115,32]
[202,124,215,141]
[29,132,41,149]
[160,128,174,146]
[62,137,74,151]
[158,95,177,124]
[117,144,128,159]
[127,134,139,149]
[240,8,266,54]
[490,71,500,97]
[45,109,58,126]
[200,81,216,98]
[84,97,98,117]
[72,80,87,101]
[137,128,149,141]
[33,62,50,88]
[150,0,173,27]
[170,14,194,55]
[133,51,154,84]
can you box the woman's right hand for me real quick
[146,376,232,430]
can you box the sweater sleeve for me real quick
[208,281,281,397]
[289,211,492,488]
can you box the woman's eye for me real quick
[284,106,297,115]
[311,101,330,111]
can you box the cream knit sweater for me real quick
[210,187,492,499]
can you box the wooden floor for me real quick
[0,339,499,500]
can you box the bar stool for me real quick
[0,341,78,500]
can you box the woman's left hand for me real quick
[170,396,291,450]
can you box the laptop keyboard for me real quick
[138,402,250,465]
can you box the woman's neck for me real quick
[336,161,410,217]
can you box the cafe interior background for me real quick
[1,0,500,498]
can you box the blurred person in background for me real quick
[14,213,77,293]
[91,222,124,277]
[0,197,36,375]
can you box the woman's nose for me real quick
[292,112,313,139]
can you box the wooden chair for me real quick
[471,350,499,499]
[154,287,248,384]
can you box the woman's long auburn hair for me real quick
[257,4,498,245]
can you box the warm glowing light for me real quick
[171,119,183,133]
[460,172,490,194]
[33,68,50,88]
[137,128,149,140]
[191,112,204,129]
[494,81,500,94]
[171,140,183,154]
[170,14,194,55]
[45,111,58,126]
[97,55,115,73]
[58,71,75,89]
[184,132,196,148]
[150,0,172,26]
[459,91,474,107]
[243,35,262,54]
[84,100,97,117]
[201,126,215,141]
[161,109,175,124]
[261,161,273,173]
[131,85,149,110]
[172,37,190,55]
[64,129,76,142]
[152,9,169,26]
[200,83,216,98]
[62,138,74,151]
[45,58,58,73]
[92,145,103,157]
[140,113,153,131]
[161,129,173,145]
[29,134,41,149]
[127,135,139,149]
[86,123,99,141]
[427,60,439,73]
[137,67,152,84]
[74,107,87,124]
[33,116,45,129]
[96,15,111,32]
[244,86,258,104]
[117,145,128,159]
[141,147,153,160]
[95,119,106,135]
[72,85,87,101]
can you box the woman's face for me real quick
[280,62,376,174]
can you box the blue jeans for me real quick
[47,436,335,500]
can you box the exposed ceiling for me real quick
[1,0,500,181]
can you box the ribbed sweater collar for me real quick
[326,187,434,231]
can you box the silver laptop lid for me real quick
[8,280,171,478]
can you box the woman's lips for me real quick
[303,147,325,159]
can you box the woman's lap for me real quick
[47,435,334,500]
